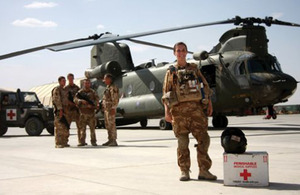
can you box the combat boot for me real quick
[102,140,111,146]
[108,139,118,146]
[179,171,190,181]
[91,143,98,146]
[198,170,217,180]
[55,145,64,148]
[77,143,86,147]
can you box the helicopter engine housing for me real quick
[85,61,122,79]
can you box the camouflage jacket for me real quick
[162,63,212,108]
[52,86,69,111]
[74,88,99,114]
[102,84,119,110]
[65,84,80,109]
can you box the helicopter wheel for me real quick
[212,115,228,128]
[140,119,148,128]
[159,118,172,130]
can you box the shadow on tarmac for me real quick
[0,134,53,138]
[194,179,300,191]
[209,126,300,131]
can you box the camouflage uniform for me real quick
[52,86,70,148]
[74,88,99,146]
[65,84,80,143]
[102,84,119,143]
[163,63,215,179]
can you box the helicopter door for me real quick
[235,61,250,89]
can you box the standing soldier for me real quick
[65,73,80,144]
[162,42,217,181]
[52,76,70,148]
[102,74,119,146]
[74,79,99,146]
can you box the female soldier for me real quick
[163,42,216,181]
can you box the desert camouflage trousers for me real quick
[104,109,117,140]
[65,108,80,142]
[78,113,97,144]
[171,101,212,172]
[54,116,70,146]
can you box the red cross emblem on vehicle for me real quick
[240,169,251,181]
[6,109,17,121]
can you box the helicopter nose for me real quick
[250,72,297,104]
[271,73,298,102]
[273,73,298,101]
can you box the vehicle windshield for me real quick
[21,92,39,103]
[247,58,282,73]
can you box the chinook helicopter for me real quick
[0,16,299,129]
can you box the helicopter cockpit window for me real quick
[239,62,246,75]
[247,59,268,73]
[271,58,282,72]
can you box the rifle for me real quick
[77,92,100,113]
[77,92,95,106]
[68,91,74,103]
[59,115,70,130]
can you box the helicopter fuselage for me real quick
[93,50,297,127]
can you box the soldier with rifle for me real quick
[65,73,80,144]
[52,76,70,148]
[74,79,99,146]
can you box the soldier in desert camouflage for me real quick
[52,76,70,148]
[65,73,80,144]
[162,42,217,181]
[74,79,99,147]
[102,74,119,146]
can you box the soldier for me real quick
[52,76,70,148]
[1,95,9,106]
[162,42,217,181]
[74,79,99,146]
[65,73,80,143]
[102,74,119,146]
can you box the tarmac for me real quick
[0,114,299,195]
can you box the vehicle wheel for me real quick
[46,124,54,135]
[159,118,172,130]
[212,115,228,128]
[96,120,105,129]
[25,117,44,136]
[0,125,8,136]
[140,119,148,128]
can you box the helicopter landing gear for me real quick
[212,114,228,128]
[140,119,148,128]
[159,118,172,130]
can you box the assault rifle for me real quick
[77,92,100,113]
[60,115,70,130]
[77,92,95,107]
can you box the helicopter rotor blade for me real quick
[0,34,101,60]
[267,18,300,27]
[48,19,236,52]
[127,38,193,54]
[1,16,299,60]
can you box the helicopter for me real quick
[0,16,299,129]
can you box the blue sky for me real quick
[0,0,299,104]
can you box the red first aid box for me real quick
[223,152,269,186]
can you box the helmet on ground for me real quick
[221,127,247,153]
